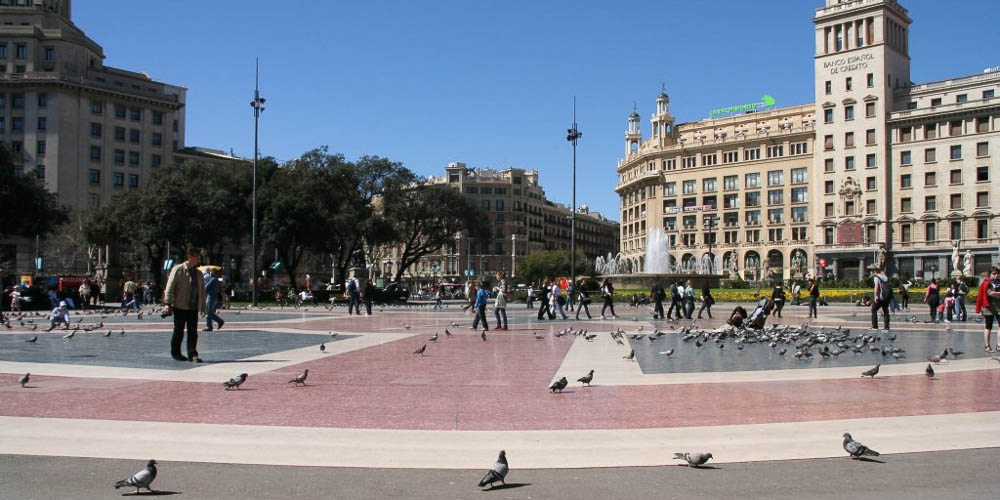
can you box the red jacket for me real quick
[975,279,990,314]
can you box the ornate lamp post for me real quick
[250,59,266,307]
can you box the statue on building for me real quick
[963,249,974,277]
[951,240,962,275]
[874,243,887,272]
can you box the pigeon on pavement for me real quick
[477,450,509,489]
[624,349,635,361]
[674,452,713,467]
[481,330,487,341]
[114,459,158,493]
[320,343,326,352]
[413,344,427,356]
[861,365,880,378]
[549,377,568,393]
[288,369,309,386]
[534,332,544,340]
[429,333,438,342]
[659,349,674,356]
[223,373,248,390]
[445,328,453,337]
[104,329,112,337]
[577,370,595,387]
[61,331,74,339]
[25,335,37,343]
[925,364,934,379]
[927,349,948,363]
[842,433,880,458]
[17,373,29,387]
[948,348,964,358]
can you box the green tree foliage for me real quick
[518,249,589,286]
[383,184,489,282]
[0,145,68,238]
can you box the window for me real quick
[768,189,783,205]
[825,226,834,244]
[744,148,760,161]
[723,194,738,209]
[114,127,125,141]
[985,89,996,99]
[950,169,963,185]
[867,73,874,88]
[129,108,142,121]
[825,158,834,173]
[929,97,941,107]
[790,142,808,155]
[12,93,24,108]
[977,142,989,157]
[978,166,990,182]
[866,102,876,117]
[151,132,162,146]
[824,180,834,194]
[15,44,26,59]
[950,145,962,160]
[36,140,45,155]
[88,169,101,184]
[791,167,807,184]
[37,93,47,107]
[35,165,45,180]
[745,192,760,207]
[114,105,126,119]
[724,175,738,190]
[845,77,853,91]
[824,109,834,123]
[845,132,854,147]
[956,94,968,104]
[683,180,696,194]
[0,45,5,59]
[152,154,162,167]
[496,200,505,211]
[926,222,937,242]
[91,101,102,114]
[89,146,101,162]
[36,117,46,131]
[866,176,876,190]
[824,135,833,150]
[124,174,137,189]
[766,145,784,158]
[481,200,490,210]
[825,80,832,95]
[112,172,124,187]
[128,129,140,143]
[128,151,140,166]
[664,182,676,195]
[950,120,963,136]
[152,111,163,125]
[951,193,963,210]
[900,198,912,212]
[825,203,834,217]
[767,170,784,186]
[866,199,876,214]
[791,187,807,203]
[663,217,676,230]
[977,117,990,133]
[865,129,876,145]
[925,195,937,211]
[845,200,855,215]
[900,127,912,142]
[979,219,990,239]
[925,148,936,163]
[90,122,102,137]
[722,151,738,164]
[900,174,912,188]
[113,150,125,165]
[951,220,962,240]
[925,124,937,139]
[901,224,911,243]
[844,105,854,120]
[900,151,911,165]
[683,156,696,168]
[907,101,917,110]
[866,154,877,169]
[702,178,716,192]
[745,173,760,188]
[745,210,761,225]
[792,206,807,222]
[925,172,936,186]
[702,153,717,166]
[44,46,54,61]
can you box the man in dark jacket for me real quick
[651,279,666,319]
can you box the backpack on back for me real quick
[877,276,893,302]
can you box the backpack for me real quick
[876,276,892,302]
[347,279,358,293]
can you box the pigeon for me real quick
[861,365,880,378]
[429,333,438,342]
[18,373,29,387]
[477,450,509,489]
[534,332,544,340]
[25,335,37,343]
[62,331,74,339]
[481,330,487,341]
[624,349,635,361]
[120,329,125,336]
[674,452,713,467]
[585,334,598,341]
[413,344,427,356]
[288,369,309,386]
[320,343,326,352]
[549,376,568,393]
[577,369,595,386]
[948,348,964,358]
[928,349,948,363]
[659,349,674,356]
[445,328,453,337]
[103,330,112,337]
[114,459,158,493]
[842,433,880,459]
[403,324,411,330]
[223,373,248,390]
[925,364,934,379]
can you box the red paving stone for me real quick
[3,325,999,430]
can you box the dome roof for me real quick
[658,91,669,102]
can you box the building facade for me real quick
[616,0,1000,282]
[0,0,186,275]
[377,162,620,288]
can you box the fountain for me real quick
[595,228,724,289]
[645,229,671,274]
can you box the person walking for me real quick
[78,279,91,311]
[204,269,225,331]
[684,280,696,319]
[600,278,617,319]
[667,282,681,320]
[651,278,665,320]
[900,280,912,311]
[871,271,891,331]
[575,281,592,320]
[526,283,535,309]
[791,281,801,306]
[122,277,139,312]
[697,282,714,319]
[771,282,786,319]
[363,280,375,316]
[566,279,576,312]
[975,268,1000,352]
[924,279,940,322]
[550,279,568,320]
[536,279,554,320]
[807,278,819,319]
[493,272,508,331]
[433,284,444,310]
[163,248,207,363]
[956,280,969,321]
[471,282,489,330]
[346,275,361,315]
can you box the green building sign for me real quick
[709,94,776,117]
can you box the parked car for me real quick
[369,282,409,303]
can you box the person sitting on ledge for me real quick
[856,296,872,307]
[727,306,749,328]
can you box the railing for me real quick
[889,96,998,121]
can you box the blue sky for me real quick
[76,0,999,221]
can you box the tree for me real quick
[518,249,589,286]
[0,145,69,239]
[383,184,489,282]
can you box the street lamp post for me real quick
[250,59,266,307]
[706,216,717,273]
[566,98,582,286]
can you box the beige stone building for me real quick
[377,162,619,288]
[0,0,186,275]
[616,0,999,282]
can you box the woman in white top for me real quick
[493,272,509,330]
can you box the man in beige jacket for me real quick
[163,248,207,362]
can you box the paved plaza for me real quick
[2,300,999,497]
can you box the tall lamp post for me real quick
[566,98,582,287]
[250,59,266,307]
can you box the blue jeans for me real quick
[956,295,967,321]
[206,296,223,330]
[348,293,361,315]
[494,307,507,328]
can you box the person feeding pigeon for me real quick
[44,300,71,332]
